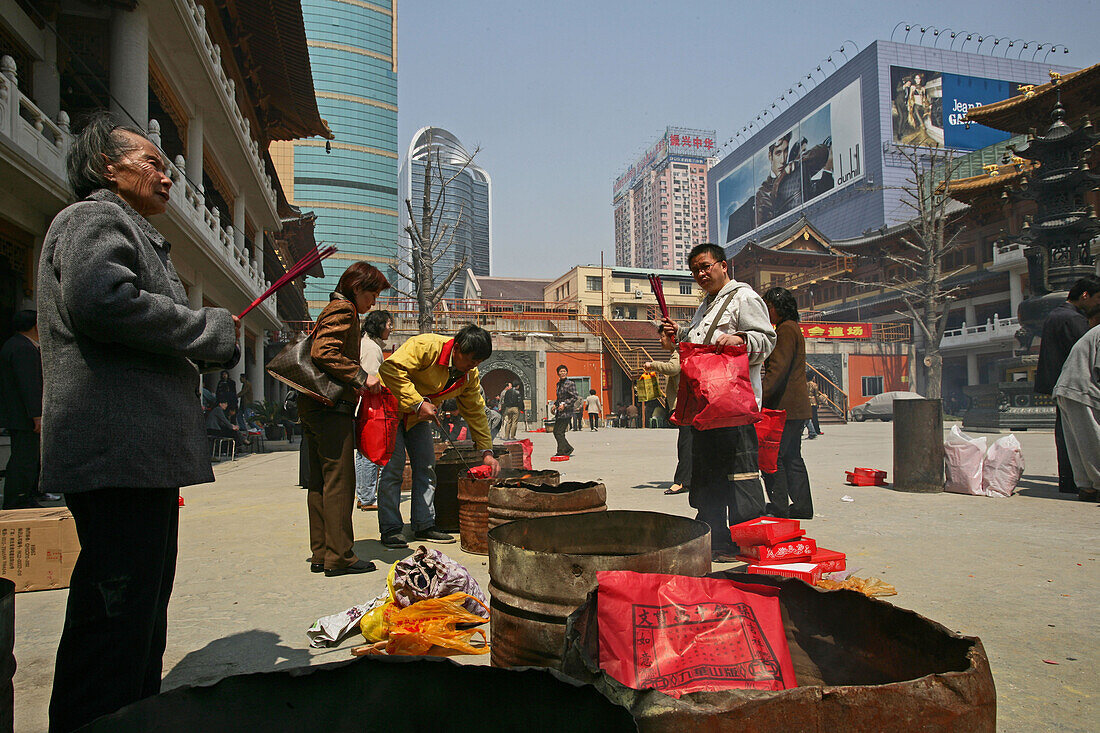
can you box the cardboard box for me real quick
[0,507,80,592]
[810,547,846,573]
[746,562,822,584]
[737,537,818,564]
[729,517,802,547]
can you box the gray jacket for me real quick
[1053,324,1100,410]
[37,189,237,493]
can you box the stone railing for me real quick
[0,56,71,185]
[990,241,1025,270]
[166,153,274,318]
[177,0,277,210]
[940,315,1018,349]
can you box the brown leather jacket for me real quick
[310,293,367,403]
[761,319,811,420]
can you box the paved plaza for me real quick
[10,421,1098,731]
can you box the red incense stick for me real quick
[238,245,336,319]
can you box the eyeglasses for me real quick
[690,260,722,276]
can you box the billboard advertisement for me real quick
[890,66,1022,149]
[717,79,863,244]
[615,128,716,200]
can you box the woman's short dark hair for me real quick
[454,324,492,361]
[762,286,801,323]
[589,389,596,395]
[335,262,390,299]
[362,309,392,338]
[67,111,148,199]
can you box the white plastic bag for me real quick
[944,425,987,495]
[982,434,1025,497]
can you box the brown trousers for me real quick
[299,399,358,569]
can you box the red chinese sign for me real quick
[799,322,872,339]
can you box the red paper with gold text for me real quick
[597,571,796,698]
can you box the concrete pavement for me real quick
[10,421,1098,731]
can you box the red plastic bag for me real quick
[466,465,492,479]
[672,343,760,430]
[753,408,786,473]
[356,388,399,466]
[597,571,796,698]
[519,439,533,470]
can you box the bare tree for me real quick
[843,144,969,400]
[397,130,481,333]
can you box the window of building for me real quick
[679,282,692,295]
[862,376,884,397]
[623,278,631,291]
[587,305,602,316]
[586,276,602,292]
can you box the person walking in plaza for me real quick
[0,310,43,509]
[552,365,578,456]
[584,389,602,431]
[572,394,585,431]
[1035,276,1100,493]
[645,325,689,495]
[660,243,776,563]
[354,309,392,511]
[1052,323,1100,502]
[377,325,501,547]
[39,114,240,732]
[500,382,523,440]
[805,376,822,439]
[760,287,814,519]
[299,262,389,578]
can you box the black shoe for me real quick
[325,559,377,577]
[414,527,456,543]
[381,533,408,549]
[310,562,324,573]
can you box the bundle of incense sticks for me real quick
[648,273,670,320]
[238,245,337,319]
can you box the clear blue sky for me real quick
[396,0,1097,280]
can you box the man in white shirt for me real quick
[661,243,776,562]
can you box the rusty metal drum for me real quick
[487,479,600,530]
[487,510,711,669]
[459,470,562,555]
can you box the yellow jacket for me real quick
[378,334,492,450]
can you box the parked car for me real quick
[849,391,923,422]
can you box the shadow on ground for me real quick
[631,481,674,491]
[161,630,310,691]
[1014,474,1081,501]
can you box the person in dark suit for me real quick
[39,113,240,732]
[0,310,42,508]
[1035,276,1100,493]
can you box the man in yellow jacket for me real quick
[377,324,500,547]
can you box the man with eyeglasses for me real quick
[661,243,776,563]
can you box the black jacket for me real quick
[0,333,42,430]
[1035,301,1089,395]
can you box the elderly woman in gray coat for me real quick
[39,113,239,732]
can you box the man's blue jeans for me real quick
[377,420,436,536]
[354,451,380,506]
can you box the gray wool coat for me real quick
[37,189,238,493]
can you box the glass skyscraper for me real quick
[270,0,399,316]
[400,127,491,301]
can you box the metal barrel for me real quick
[436,444,529,532]
[487,510,711,669]
[893,399,946,493]
[459,469,562,555]
[487,480,601,530]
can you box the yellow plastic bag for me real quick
[359,562,399,642]
[635,371,662,402]
[384,592,490,656]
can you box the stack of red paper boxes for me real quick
[729,517,846,584]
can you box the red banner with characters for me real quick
[800,322,871,339]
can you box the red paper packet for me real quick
[597,571,796,698]
[738,537,817,564]
[729,517,803,546]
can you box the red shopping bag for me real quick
[356,388,399,466]
[597,571,796,698]
[671,342,760,430]
[753,408,786,474]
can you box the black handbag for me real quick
[266,332,345,407]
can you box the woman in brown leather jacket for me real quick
[301,262,389,576]
[760,287,814,520]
